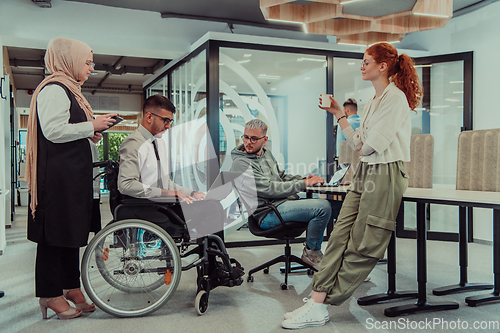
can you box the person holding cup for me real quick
[282,42,422,329]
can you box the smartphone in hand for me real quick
[98,115,124,133]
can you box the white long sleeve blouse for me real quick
[37,84,94,143]
[342,82,411,164]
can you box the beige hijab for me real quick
[25,37,94,217]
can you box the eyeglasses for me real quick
[241,134,266,144]
[360,60,370,68]
[150,112,173,125]
[85,61,95,69]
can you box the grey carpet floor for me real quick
[1,202,500,332]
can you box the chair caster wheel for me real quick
[195,290,209,316]
[263,268,269,274]
[247,275,254,282]
[280,283,288,290]
[307,269,315,277]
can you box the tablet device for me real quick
[98,115,123,133]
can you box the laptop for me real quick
[194,171,242,201]
[312,163,350,187]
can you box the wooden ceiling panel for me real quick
[261,0,453,45]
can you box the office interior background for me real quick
[1,0,500,331]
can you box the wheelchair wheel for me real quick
[81,219,182,317]
[195,290,209,316]
[93,226,166,293]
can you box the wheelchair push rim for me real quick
[81,219,182,317]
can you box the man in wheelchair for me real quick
[118,94,216,239]
[84,94,243,317]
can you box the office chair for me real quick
[246,204,316,290]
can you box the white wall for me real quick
[403,3,500,242]
[403,2,500,132]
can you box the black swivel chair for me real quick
[246,204,317,290]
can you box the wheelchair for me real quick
[81,160,244,318]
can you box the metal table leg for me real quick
[466,209,500,306]
[384,202,459,317]
[433,206,493,295]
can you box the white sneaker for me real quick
[284,298,309,320]
[282,298,329,329]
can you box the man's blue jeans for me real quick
[260,199,332,251]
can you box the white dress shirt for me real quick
[37,84,94,143]
[118,125,192,199]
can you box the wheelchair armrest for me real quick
[154,205,191,242]
[121,196,179,205]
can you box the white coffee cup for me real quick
[320,94,332,108]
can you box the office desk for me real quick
[398,188,500,313]
[306,186,500,316]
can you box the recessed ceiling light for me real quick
[453,91,464,94]
[341,0,364,4]
[244,54,252,57]
[230,85,237,89]
[237,59,251,64]
[271,88,277,91]
[450,81,464,84]
[297,57,326,62]
[337,42,366,47]
[267,19,307,33]
[348,62,355,65]
[414,12,450,18]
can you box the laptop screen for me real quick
[328,163,350,186]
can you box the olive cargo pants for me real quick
[312,161,408,305]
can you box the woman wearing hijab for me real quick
[26,37,116,320]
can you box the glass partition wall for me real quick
[397,52,473,241]
[218,47,329,243]
[145,39,472,247]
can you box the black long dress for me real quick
[27,82,93,248]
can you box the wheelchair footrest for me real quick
[210,258,245,289]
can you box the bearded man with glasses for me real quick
[230,119,332,270]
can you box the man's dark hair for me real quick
[343,98,357,112]
[143,94,176,115]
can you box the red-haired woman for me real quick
[282,42,422,329]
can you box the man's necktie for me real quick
[152,139,163,188]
